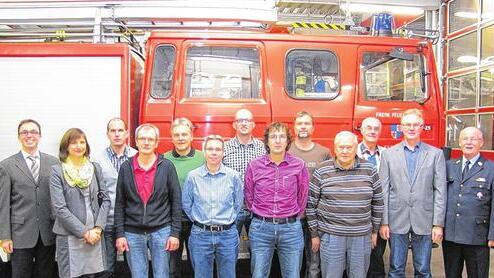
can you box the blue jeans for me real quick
[249,218,304,278]
[388,231,432,278]
[188,225,239,278]
[125,226,172,278]
[319,233,371,278]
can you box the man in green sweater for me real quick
[164,117,205,278]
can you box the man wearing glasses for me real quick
[0,119,59,278]
[379,109,446,278]
[115,124,182,278]
[183,135,243,277]
[245,122,309,278]
[442,127,494,277]
[356,117,387,278]
[223,109,265,236]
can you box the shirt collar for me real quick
[107,146,129,158]
[263,153,290,166]
[463,153,480,166]
[232,136,255,147]
[200,163,226,176]
[21,149,40,159]
[333,156,360,170]
[132,155,158,171]
[403,141,421,152]
[171,148,196,158]
[360,142,380,155]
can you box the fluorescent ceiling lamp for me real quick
[457,55,477,63]
[454,11,477,19]
[341,4,423,15]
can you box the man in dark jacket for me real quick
[115,123,182,278]
[443,126,494,278]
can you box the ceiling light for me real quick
[454,11,477,19]
[341,4,423,16]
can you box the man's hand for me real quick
[116,237,129,252]
[379,224,390,240]
[432,226,443,243]
[165,236,179,251]
[488,240,494,248]
[371,233,378,249]
[1,240,13,254]
[311,237,320,252]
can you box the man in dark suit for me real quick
[0,119,59,278]
[443,126,494,278]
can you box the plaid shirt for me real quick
[106,146,132,173]
[223,137,265,182]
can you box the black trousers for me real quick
[10,236,56,278]
[0,260,11,278]
[442,240,490,278]
[169,220,193,278]
[367,234,387,278]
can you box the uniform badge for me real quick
[390,124,403,140]
[476,177,486,182]
[478,161,483,166]
[477,192,484,199]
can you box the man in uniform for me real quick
[443,126,494,277]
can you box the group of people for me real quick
[0,107,493,278]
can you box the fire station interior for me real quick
[0,0,493,277]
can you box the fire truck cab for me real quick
[139,28,444,152]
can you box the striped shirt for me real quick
[182,163,243,225]
[306,157,383,237]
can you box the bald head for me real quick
[361,117,382,145]
[233,108,255,137]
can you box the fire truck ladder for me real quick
[0,0,278,55]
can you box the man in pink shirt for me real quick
[245,122,309,278]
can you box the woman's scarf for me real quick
[62,157,94,189]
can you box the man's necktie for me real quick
[462,160,470,180]
[28,156,39,183]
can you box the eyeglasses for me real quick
[461,137,482,142]
[235,118,253,124]
[268,134,287,140]
[401,123,423,129]
[19,130,40,136]
[137,137,156,143]
[205,147,223,152]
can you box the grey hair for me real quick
[361,117,382,129]
[170,117,194,133]
[135,123,160,140]
[334,131,358,145]
[459,126,484,140]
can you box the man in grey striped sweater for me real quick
[306,131,384,278]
